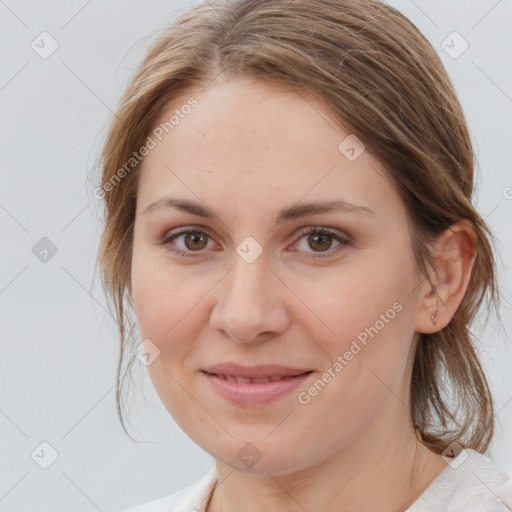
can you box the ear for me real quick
[415,219,477,334]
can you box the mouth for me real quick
[201,364,314,404]
[204,373,304,383]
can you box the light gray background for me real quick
[1,1,511,510]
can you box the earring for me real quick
[430,312,437,326]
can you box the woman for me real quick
[95,1,511,510]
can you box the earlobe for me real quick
[414,220,477,334]
[415,285,440,335]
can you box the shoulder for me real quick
[121,467,217,512]
[408,449,511,512]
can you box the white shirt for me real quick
[123,449,511,512]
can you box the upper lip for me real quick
[202,363,312,379]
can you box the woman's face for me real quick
[131,75,426,474]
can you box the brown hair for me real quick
[95,0,500,452]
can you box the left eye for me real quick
[292,227,350,258]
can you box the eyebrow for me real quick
[142,196,375,223]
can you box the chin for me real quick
[205,436,314,476]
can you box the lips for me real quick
[209,374,291,383]
[201,363,313,404]
[202,362,312,380]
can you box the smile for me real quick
[201,366,314,405]
[208,373,298,383]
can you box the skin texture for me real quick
[130,74,476,512]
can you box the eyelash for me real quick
[160,226,351,259]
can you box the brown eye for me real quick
[307,232,333,252]
[183,231,208,251]
[161,228,216,257]
[293,226,351,259]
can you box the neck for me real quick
[209,406,446,512]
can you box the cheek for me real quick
[130,250,214,364]
[131,240,182,327]
[302,262,410,349]
[300,250,419,406]
[131,251,183,354]
[130,255,208,419]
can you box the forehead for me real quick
[136,75,399,218]
[148,76,340,164]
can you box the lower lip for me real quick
[202,371,313,405]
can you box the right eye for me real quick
[161,228,219,257]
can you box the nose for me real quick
[209,253,290,343]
